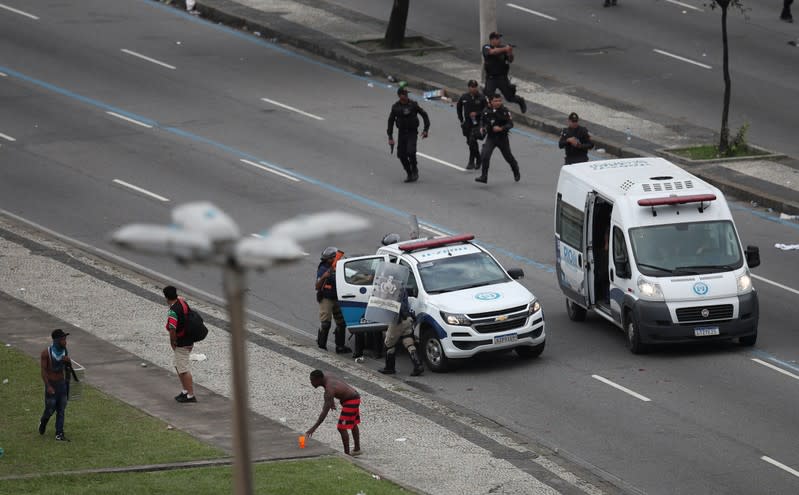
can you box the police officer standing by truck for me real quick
[558,112,594,165]
[456,80,488,170]
[475,94,521,184]
[482,32,526,114]
[316,247,352,354]
[387,88,430,183]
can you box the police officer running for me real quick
[378,286,424,376]
[387,87,430,183]
[558,112,594,165]
[482,32,527,114]
[316,247,352,354]
[475,94,520,184]
[457,80,488,170]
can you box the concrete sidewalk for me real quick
[166,0,799,215]
[0,214,617,494]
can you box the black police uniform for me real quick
[387,99,431,182]
[476,104,520,183]
[558,125,594,165]
[482,44,526,112]
[456,91,488,170]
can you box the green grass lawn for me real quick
[0,344,223,476]
[0,343,414,494]
[0,458,411,495]
[669,144,769,160]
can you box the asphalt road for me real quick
[2,1,799,493]
[325,0,799,157]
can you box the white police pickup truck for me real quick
[336,234,546,371]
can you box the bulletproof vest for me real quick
[483,44,509,76]
[393,101,420,130]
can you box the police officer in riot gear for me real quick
[316,247,351,354]
[475,94,521,184]
[378,285,424,376]
[482,32,526,114]
[387,88,430,183]
[457,80,488,170]
[558,112,594,165]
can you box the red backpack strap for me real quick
[177,298,189,336]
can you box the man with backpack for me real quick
[163,285,205,403]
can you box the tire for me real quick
[516,341,545,359]
[739,330,757,347]
[566,299,587,322]
[625,312,648,354]
[421,328,450,372]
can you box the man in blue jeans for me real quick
[39,329,72,441]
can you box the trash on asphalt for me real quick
[367,82,374,88]
[395,437,407,442]
[780,213,799,221]
[364,70,372,77]
[189,353,207,361]
[596,148,606,153]
[387,75,397,82]
[774,243,799,251]
[254,31,261,37]
[423,89,446,100]
[140,362,147,367]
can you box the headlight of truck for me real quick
[440,311,471,326]
[637,276,664,300]
[737,270,753,293]
[528,300,541,315]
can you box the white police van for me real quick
[336,234,546,371]
[555,157,760,353]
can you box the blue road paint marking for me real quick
[751,349,799,375]
[729,204,799,232]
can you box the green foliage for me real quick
[727,122,750,156]
[0,345,222,477]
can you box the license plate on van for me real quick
[694,326,720,337]
[494,333,518,344]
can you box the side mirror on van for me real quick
[507,268,525,280]
[407,287,418,298]
[614,260,632,279]
[745,245,760,268]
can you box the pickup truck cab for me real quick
[336,234,546,371]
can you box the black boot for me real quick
[409,350,425,376]
[409,163,419,182]
[334,326,352,354]
[379,351,396,374]
[510,162,521,182]
[317,322,331,350]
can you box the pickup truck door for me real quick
[335,254,389,327]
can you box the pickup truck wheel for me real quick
[516,341,545,359]
[422,328,449,372]
[566,299,587,321]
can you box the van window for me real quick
[556,195,584,249]
[628,221,743,276]
[399,259,418,294]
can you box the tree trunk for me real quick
[384,0,410,49]
[718,3,731,154]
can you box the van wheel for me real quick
[739,330,757,347]
[625,314,648,354]
[421,328,450,372]
[516,341,545,359]
[566,299,587,321]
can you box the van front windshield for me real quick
[628,221,743,276]
[418,252,509,294]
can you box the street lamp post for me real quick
[111,202,369,495]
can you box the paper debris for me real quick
[167,425,174,430]
[779,213,798,221]
[394,437,407,442]
[775,243,799,251]
[2,379,8,384]
[189,353,207,361]
[140,363,148,368]
[371,474,381,480]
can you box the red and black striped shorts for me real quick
[337,398,361,430]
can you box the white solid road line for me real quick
[666,0,704,12]
[507,3,557,21]
[106,111,153,129]
[240,159,301,183]
[0,132,16,142]
[751,358,799,382]
[417,152,465,172]
[0,3,39,20]
[762,456,799,479]
[260,98,324,121]
[120,49,176,70]
[653,49,712,70]
[752,274,799,296]
[592,375,652,402]
[112,179,169,202]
